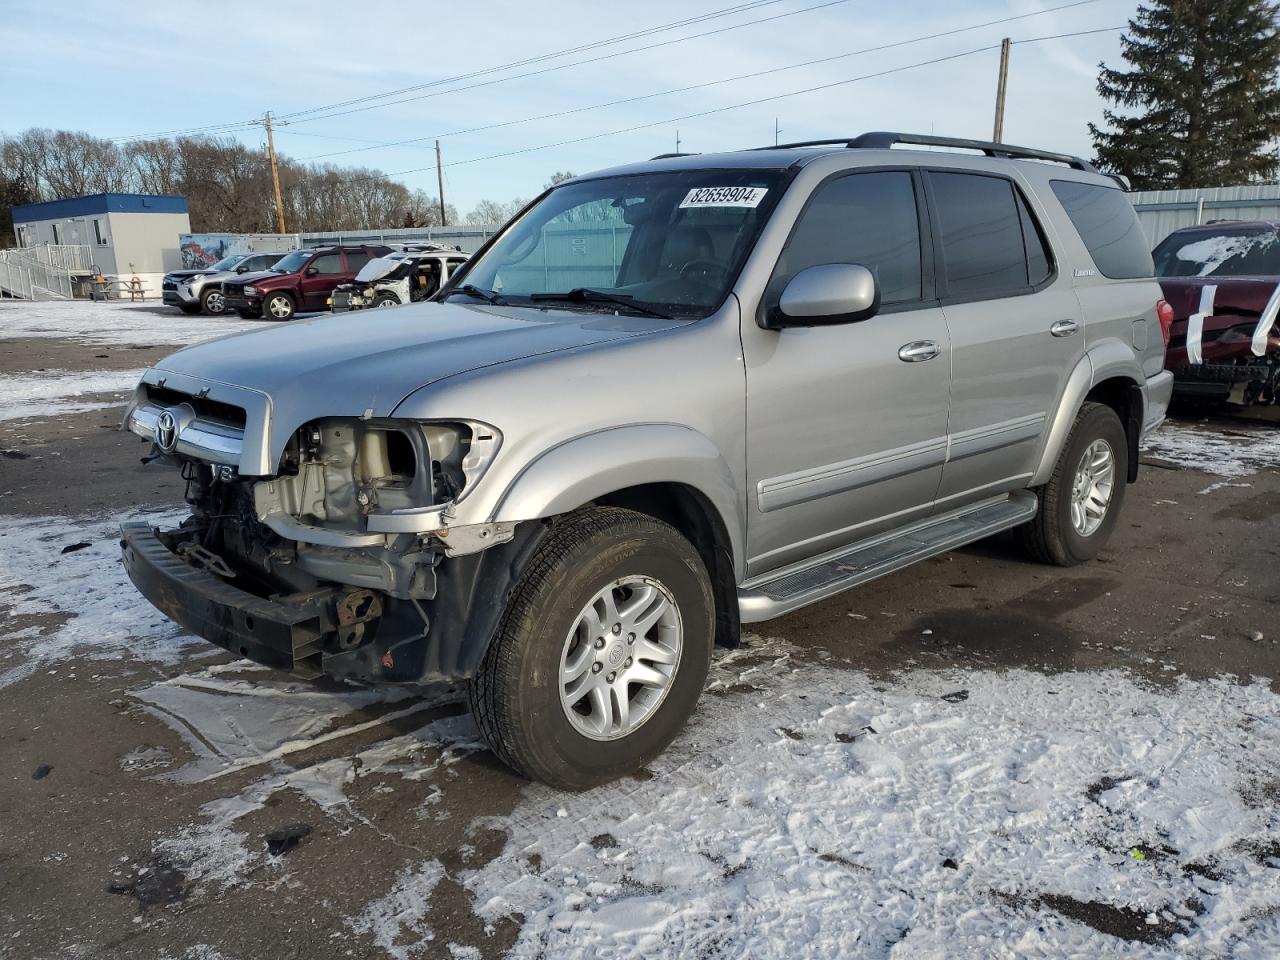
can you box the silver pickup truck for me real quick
[121,132,1173,788]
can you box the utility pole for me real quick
[263,111,287,234]
[675,130,681,154]
[435,140,447,227]
[992,37,1011,143]
[775,118,781,146]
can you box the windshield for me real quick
[271,250,314,273]
[453,169,786,318]
[208,254,247,272]
[1153,227,1280,277]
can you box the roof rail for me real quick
[741,132,1098,173]
[649,152,700,160]
[852,132,1097,171]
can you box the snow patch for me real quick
[1142,422,1280,478]
[0,299,262,346]
[450,640,1280,958]
[0,367,143,421]
[348,860,447,960]
[1174,233,1280,277]
[0,511,207,686]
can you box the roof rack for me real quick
[745,131,1098,172]
[649,152,700,160]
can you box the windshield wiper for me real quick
[529,288,672,319]
[445,283,506,305]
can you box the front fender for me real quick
[1030,340,1145,486]
[488,423,744,576]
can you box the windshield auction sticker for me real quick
[679,186,769,208]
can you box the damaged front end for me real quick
[121,383,541,683]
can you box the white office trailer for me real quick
[8,193,191,298]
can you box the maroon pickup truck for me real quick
[1154,221,1280,406]
[221,244,391,320]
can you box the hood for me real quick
[222,269,283,288]
[355,256,404,284]
[151,299,678,422]
[165,269,206,280]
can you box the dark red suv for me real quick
[221,245,391,320]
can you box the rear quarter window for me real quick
[1050,180,1153,280]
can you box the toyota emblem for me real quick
[154,410,179,453]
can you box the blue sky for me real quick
[2,0,1137,212]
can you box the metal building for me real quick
[1130,185,1280,247]
[9,193,192,298]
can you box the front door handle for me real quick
[898,340,940,362]
[1050,319,1080,337]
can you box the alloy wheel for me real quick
[1070,438,1115,537]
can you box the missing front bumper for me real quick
[120,521,336,677]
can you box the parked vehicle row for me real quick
[219,245,392,320]
[161,252,287,316]
[122,131,1172,788]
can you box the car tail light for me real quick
[1156,299,1175,347]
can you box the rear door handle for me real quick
[898,340,940,362]
[1050,319,1079,337]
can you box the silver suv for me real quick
[120,133,1173,788]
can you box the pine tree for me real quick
[1090,0,1280,189]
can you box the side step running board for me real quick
[738,492,1038,623]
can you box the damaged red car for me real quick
[1154,220,1280,405]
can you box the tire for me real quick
[178,303,201,315]
[236,309,262,320]
[469,507,714,789]
[373,293,400,308]
[201,287,227,316]
[1016,401,1128,566]
[264,292,295,321]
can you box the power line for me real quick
[280,0,855,128]
[277,0,793,122]
[288,0,1100,163]
[340,27,1123,190]
[104,0,807,143]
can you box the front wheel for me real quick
[201,287,226,315]
[374,293,400,308]
[469,507,714,789]
[264,292,295,321]
[1016,401,1128,566]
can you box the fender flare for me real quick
[488,423,745,576]
[1030,340,1146,486]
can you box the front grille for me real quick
[144,385,247,428]
[162,280,177,291]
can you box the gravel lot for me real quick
[1,299,1278,959]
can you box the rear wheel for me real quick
[264,292,295,321]
[201,287,226,315]
[1016,401,1128,566]
[469,507,714,789]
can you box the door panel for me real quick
[300,253,344,309]
[926,171,1084,507]
[742,169,951,577]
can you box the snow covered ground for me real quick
[0,367,144,421]
[0,299,262,346]
[1143,420,1280,479]
[4,501,1279,957]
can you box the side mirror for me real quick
[305,266,319,277]
[769,263,880,328]
[236,265,249,273]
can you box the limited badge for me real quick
[679,186,769,209]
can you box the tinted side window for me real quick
[311,254,343,274]
[345,250,372,271]
[930,172,1029,298]
[1050,180,1153,279]
[1016,192,1053,286]
[778,171,922,304]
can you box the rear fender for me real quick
[1031,341,1145,486]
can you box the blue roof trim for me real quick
[12,193,188,223]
